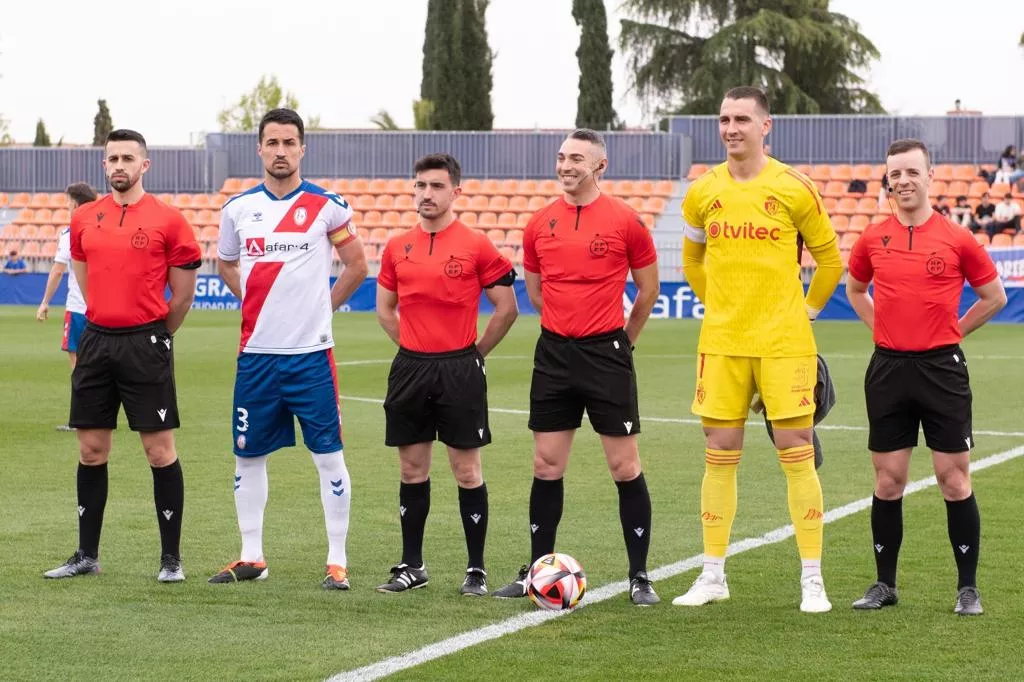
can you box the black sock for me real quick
[399,479,430,568]
[152,460,184,559]
[458,483,488,570]
[529,477,563,562]
[77,462,108,559]
[871,495,903,588]
[616,473,652,579]
[946,494,980,589]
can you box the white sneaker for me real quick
[672,570,730,606]
[800,575,832,613]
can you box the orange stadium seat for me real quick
[329,179,351,194]
[395,195,414,210]
[53,209,70,225]
[626,197,644,212]
[175,194,194,209]
[834,198,857,215]
[654,180,674,197]
[368,179,387,194]
[22,241,41,256]
[191,194,211,209]
[823,197,837,213]
[13,208,34,224]
[199,226,218,241]
[29,193,51,208]
[498,213,516,227]
[644,197,667,214]
[203,242,219,259]
[823,181,846,198]
[866,181,882,197]
[614,180,635,196]
[37,224,57,240]
[220,178,242,194]
[856,197,877,214]
[946,181,969,197]
[363,211,382,227]
[351,211,364,223]
[538,180,559,196]
[10,193,31,208]
[990,183,1011,197]
[481,179,501,196]
[953,166,978,182]
[470,195,489,211]
[991,234,1012,248]
[34,208,53,223]
[519,180,539,196]
[933,165,953,182]
[831,215,850,232]
[636,180,654,197]
[350,179,369,193]
[974,233,990,247]
[238,178,259,190]
[968,181,989,198]
[848,215,870,232]
[508,196,528,212]
[375,195,395,209]
[488,196,509,211]
[460,212,478,227]
[0,193,8,207]
[527,196,548,211]
[687,164,708,180]
[355,195,375,210]
[928,181,947,198]
[183,210,198,224]
[368,227,388,243]
[382,211,401,227]
[499,180,519,196]
[462,179,482,194]
[852,164,874,181]
[505,229,523,245]
[400,211,418,227]
[385,179,407,195]
[641,214,655,230]
[19,224,39,239]
[517,213,530,227]
[41,241,58,258]
[831,165,853,182]
[839,232,861,249]
[486,229,505,244]
[478,212,498,227]
[810,165,832,181]
[599,180,615,195]
[453,195,471,211]
[197,209,216,226]
[1,224,19,238]
[356,227,370,241]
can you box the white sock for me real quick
[234,455,269,563]
[703,556,726,579]
[801,559,822,581]
[312,450,351,567]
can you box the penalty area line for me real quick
[326,444,1024,682]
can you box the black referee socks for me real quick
[77,462,108,559]
[152,459,184,559]
[871,495,903,588]
[399,479,431,568]
[529,477,564,562]
[945,493,981,589]
[458,483,488,570]
[616,473,652,579]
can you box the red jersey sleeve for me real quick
[378,242,397,291]
[476,233,513,286]
[167,209,202,267]
[847,231,874,282]
[522,213,540,273]
[69,207,85,261]
[626,211,658,269]
[958,229,999,288]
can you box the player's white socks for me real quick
[703,556,726,579]
[312,450,351,567]
[234,455,269,563]
[801,559,822,581]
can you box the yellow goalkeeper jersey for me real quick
[682,158,837,357]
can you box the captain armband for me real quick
[683,223,706,244]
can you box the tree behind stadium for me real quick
[217,75,321,133]
[573,0,621,130]
[420,0,494,130]
[33,119,51,147]
[92,99,113,146]
[618,0,885,116]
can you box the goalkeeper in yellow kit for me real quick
[673,87,843,613]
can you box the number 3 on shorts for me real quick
[236,407,250,433]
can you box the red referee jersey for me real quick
[378,220,513,353]
[70,194,201,327]
[523,194,657,338]
[848,211,998,351]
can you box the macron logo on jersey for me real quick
[246,237,266,257]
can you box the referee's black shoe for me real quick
[377,563,429,593]
[852,581,899,609]
[629,571,660,606]
[954,586,983,616]
[492,565,529,599]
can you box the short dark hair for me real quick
[568,128,606,152]
[105,129,147,154]
[724,86,771,115]
[1005,193,1013,200]
[65,182,98,207]
[259,108,304,143]
[413,153,462,186]
[956,195,967,203]
[886,138,930,166]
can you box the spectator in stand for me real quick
[993,146,1017,185]
[932,195,951,217]
[972,193,996,234]
[988,193,1022,237]
[950,196,972,228]
[3,249,28,274]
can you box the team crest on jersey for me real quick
[881,235,891,247]
[245,237,266,257]
[293,207,308,226]
[589,237,609,257]
[926,255,945,275]
[131,232,149,249]
[696,382,706,405]
[764,196,780,216]
[444,258,463,277]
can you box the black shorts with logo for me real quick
[384,345,490,449]
[70,321,181,432]
[529,327,640,436]
[865,344,973,453]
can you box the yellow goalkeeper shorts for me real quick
[692,353,817,422]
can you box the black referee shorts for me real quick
[383,345,491,450]
[529,327,640,437]
[70,321,181,432]
[865,344,973,454]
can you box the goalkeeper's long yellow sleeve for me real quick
[682,238,707,302]
[805,238,843,319]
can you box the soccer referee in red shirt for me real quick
[44,129,202,583]
[375,154,518,596]
[847,138,1006,615]
[492,129,661,605]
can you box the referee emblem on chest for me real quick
[131,231,149,249]
[926,255,945,275]
[293,207,307,226]
[444,258,463,277]
[589,237,609,257]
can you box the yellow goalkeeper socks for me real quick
[701,449,740,566]
[778,445,824,564]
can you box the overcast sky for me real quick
[1,1,1022,145]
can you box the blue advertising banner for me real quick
[4,272,1024,323]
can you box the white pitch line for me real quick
[328,444,1024,682]
[339,395,1024,439]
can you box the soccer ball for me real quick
[527,553,587,610]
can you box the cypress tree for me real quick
[573,0,618,129]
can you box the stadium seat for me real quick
[470,195,489,211]
[810,165,832,181]
[199,226,218,241]
[856,197,877,214]
[518,179,539,196]
[927,181,946,198]
[34,208,53,223]
[191,194,211,209]
[516,213,530,227]
[538,180,559,196]
[330,179,351,194]
[29,193,51,209]
[513,247,524,265]
[37,224,57,240]
[462,179,482,194]
[953,166,978,182]
[823,197,837,213]
[852,164,874,181]
[204,242,219,259]
[351,178,369,193]
[183,210,198,224]
[933,165,954,182]
[368,227,388,244]
[654,180,674,197]
[508,195,528,212]
[974,233,990,246]
[866,180,882,197]
[220,178,242,195]
[395,195,414,210]
[1,224,19,238]
[527,196,548,211]
[687,164,708,180]
[946,181,969,197]
[355,195,375,210]
[11,193,30,208]
[505,229,523,245]
[175,194,194,209]
[839,232,860,249]
[636,180,654,197]
[19,224,39,239]
[375,195,395,209]
[990,183,1011,197]
[831,165,853,182]
[641,214,655,230]
[382,211,401,227]
[351,211,364,223]
[848,215,870,232]
[626,197,644,212]
[479,212,498,227]
[498,212,517,227]
[460,212,478,227]
[614,180,635,196]
[488,196,509,211]
[453,195,471,211]
[499,179,519,196]
[486,228,505,244]
[823,181,846,198]
[53,209,70,225]
[363,211,382,227]
[599,180,615,194]
[240,178,260,190]
[831,215,850,232]
[2,240,20,253]
[22,241,41,256]
[0,193,7,207]
[835,198,858,215]
[644,197,667,214]
[197,209,217,226]
[968,181,989,198]
[356,227,370,242]
[41,241,57,258]
[385,178,407,195]
[991,234,1012,248]
[481,179,501,195]
[368,178,388,194]
[400,211,418,227]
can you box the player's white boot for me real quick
[800,575,832,613]
[672,570,730,606]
